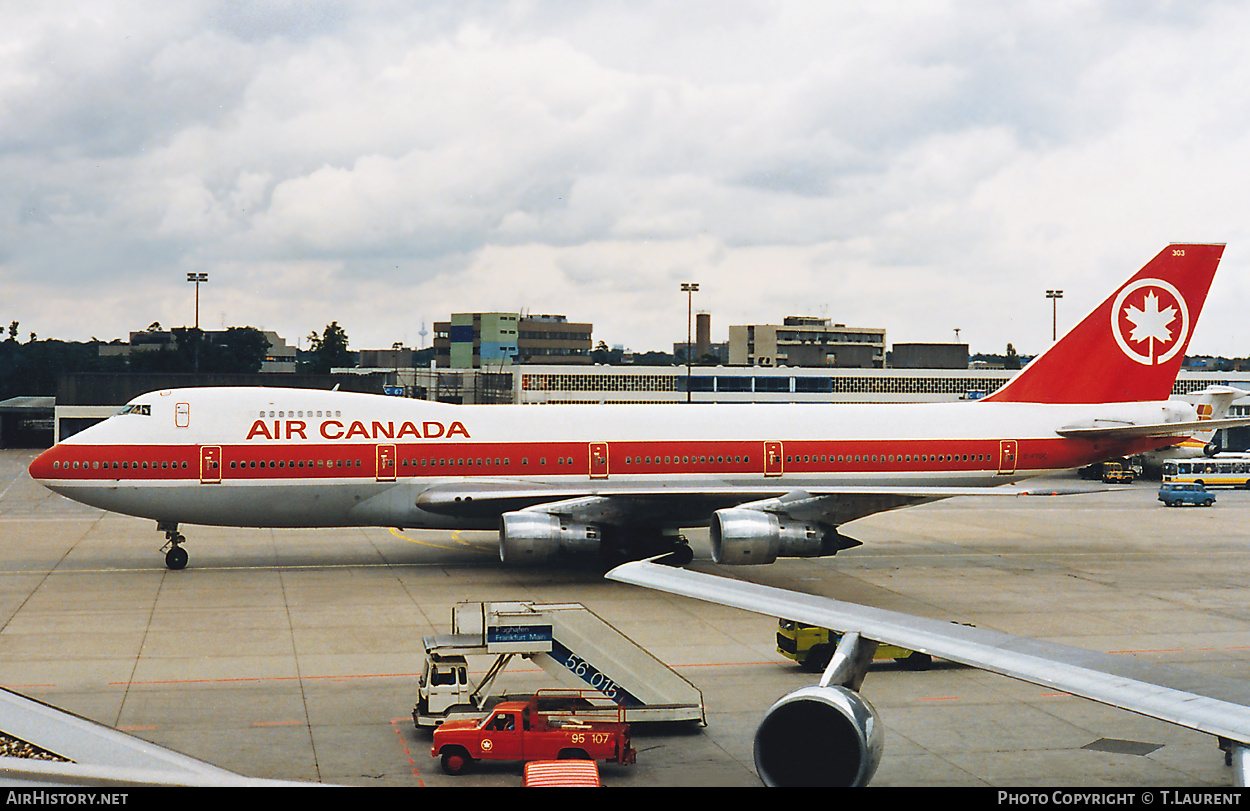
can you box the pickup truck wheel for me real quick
[558,748,590,760]
[441,748,472,775]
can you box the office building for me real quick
[434,313,592,368]
[728,317,886,368]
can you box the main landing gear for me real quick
[600,531,694,569]
[157,522,189,570]
[662,540,694,566]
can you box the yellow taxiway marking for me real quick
[388,527,494,554]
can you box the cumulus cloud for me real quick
[3,0,1250,357]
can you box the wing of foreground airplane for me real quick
[605,560,1250,787]
[0,686,314,787]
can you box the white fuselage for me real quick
[28,387,1191,531]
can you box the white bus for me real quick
[1161,453,1250,489]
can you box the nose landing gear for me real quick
[157,522,189,570]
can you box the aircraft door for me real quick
[589,442,609,479]
[200,446,222,484]
[998,440,1018,475]
[376,444,397,482]
[764,441,784,477]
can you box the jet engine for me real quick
[710,507,848,565]
[753,684,884,787]
[498,511,601,565]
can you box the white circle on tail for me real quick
[1111,278,1189,366]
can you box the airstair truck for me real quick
[415,601,705,728]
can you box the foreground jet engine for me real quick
[753,684,883,787]
[749,629,885,786]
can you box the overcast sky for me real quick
[4,1,1250,357]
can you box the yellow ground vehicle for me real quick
[777,620,932,672]
[1101,461,1136,483]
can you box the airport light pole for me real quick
[187,272,209,330]
[681,282,699,403]
[187,272,208,374]
[1046,289,1063,341]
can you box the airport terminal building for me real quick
[329,362,1250,417]
[508,364,1250,405]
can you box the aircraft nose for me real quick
[28,445,58,483]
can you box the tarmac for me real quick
[2,446,1248,787]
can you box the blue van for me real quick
[1158,482,1216,507]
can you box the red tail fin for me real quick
[983,244,1225,404]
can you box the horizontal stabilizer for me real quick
[1057,416,1250,439]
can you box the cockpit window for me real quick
[117,404,152,416]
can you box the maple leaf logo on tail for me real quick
[1126,293,1176,343]
[1112,279,1189,366]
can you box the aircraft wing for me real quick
[0,686,315,787]
[415,479,1094,523]
[1057,416,1250,439]
[605,560,1250,784]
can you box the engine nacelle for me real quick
[498,511,601,566]
[754,685,884,787]
[710,507,839,565]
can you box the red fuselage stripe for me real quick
[30,436,1153,482]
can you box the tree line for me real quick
[0,321,355,401]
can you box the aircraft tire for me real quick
[664,544,694,566]
[165,546,189,570]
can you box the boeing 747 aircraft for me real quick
[28,244,1247,570]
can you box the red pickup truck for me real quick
[431,693,636,775]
